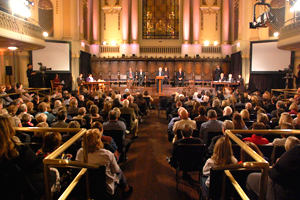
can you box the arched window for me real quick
[142,0,179,39]
[38,0,54,37]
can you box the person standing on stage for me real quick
[164,67,169,84]
[26,64,35,87]
[136,68,145,86]
[214,65,222,81]
[156,67,164,92]
[176,68,184,86]
[77,73,84,91]
[86,74,94,82]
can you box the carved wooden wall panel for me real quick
[137,61,146,71]
[119,61,127,75]
[203,62,212,81]
[92,61,101,80]
[111,61,118,80]
[176,61,184,71]
[185,62,193,79]
[222,62,229,76]
[166,62,175,80]
[102,61,110,80]
[148,61,156,79]
[195,62,202,75]
[128,61,136,72]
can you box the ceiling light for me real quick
[274,32,279,37]
[214,41,218,46]
[10,0,31,18]
[8,47,18,51]
[204,40,209,46]
[111,41,117,46]
[102,41,107,45]
[43,32,48,37]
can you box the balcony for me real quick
[277,16,300,51]
[0,10,45,51]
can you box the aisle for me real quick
[120,110,200,200]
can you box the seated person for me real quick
[176,68,184,86]
[127,68,135,86]
[163,67,169,84]
[168,124,203,178]
[243,122,269,145]
[76,128,133,197]
[86,74,94,82]
[227,74,234,82]
[15,83,33,102]
[136,68,145,86]
[53,74,63,92]
[219,73,226,82]
[51,110,68,128]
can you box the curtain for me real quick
[79,51,91,79]
[230,51,242,79]
[248,73,286,93]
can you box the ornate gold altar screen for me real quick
[90,56,231,83]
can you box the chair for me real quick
[257,144,274,161]
[50,80,57,94]
[204,132,223,147]
[245,120,254,128]
[270,145,286,165]
[29,142,43,153]
[175,144,206,189]
[103,130,126,160]
[196,121,206,131]
[158,96,170,118]
[143,96,151,114]
[120,114,133,136]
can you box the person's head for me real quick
[69,99,78,108]
[179,109,189,119]
[16,83,22,89]
[19,104,27,113]
[0,85,6,93]
[86,100,94,111]
[41,132,62,154]
[212,99,220,108]
[228,74,232,78]
[113,107,121,117]
[91,121,103,132]
[79,95,84,101]
[89,74,92,77]
[165,67,168,71]
[123,99,129,108]
[35,122,49,137]
[279,112,293,126]
[26,102,33,111]
[220,73,224,78]
[285,136,300,151]
[57,110,67,121]
[55,74,59,78]
[78,107,86,116]
[181,124,193,138]
[238,74,241,79]
[222,120,234,133]
[0,114,19,160]
[108,110,117,121]
[232,113,245,129]
[207,110,217,119]
[103,102,112,112]
[67,121,80,129]
[139,68,143,72]
[212,137,234,165]
[79,73,83,78]
[256,113,269,125]
[21,113,31,123]
[198,106,206,116]
[90,105,99,116]
[86,129,104,153]
[240,109,250,120]
[217,65,220,69]
[252,122,266,136]
[36,113,47,123]
[280,122,294,130]
[81,114,92,127]
[223,106,233,116]
[7,105,18,115]
[289,103,298,111]
[38,102,48,112]
[276,100,284,109]
[179,68,182,72]
[129,68,132,71]
[240,141,264,162]
[245,102,253,110]
[27,63,32,69]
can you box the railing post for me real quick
[82,130,91,199]
[44,163,52,200]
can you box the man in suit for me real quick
[51,110,69,128]
[176,68,184,86]
[136,68,145,86]
[219,73,226,82]
[67,98,79,116]
[77,73,84,92]
[86,74,94,82]
[199,110,223,145]
[120,100,139,137]
[214,65,222,81]
[164,67,169,84]
[156,67,164,92]
[228,74,234,82]
[217,106,233,121]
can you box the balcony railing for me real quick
[278,16,300,41]
[0,10,44,40]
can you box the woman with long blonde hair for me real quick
[201,137,237,197]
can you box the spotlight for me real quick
[7,47,18,51]
[274,32,279,37]
[102,41,107,45]
[214,41,218,46]
[111,41,117,46]
[204,41,209,46]
[43,32,48,37]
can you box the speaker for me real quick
[6,66,12,76]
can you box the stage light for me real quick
[43,32,48,37]
[10,0,32,18]
[290,0,300,12]
[214,41,218,46]
[204,40,209,46]
[111,41,117,46]
[8,47,18,51]
[102,41,107,45]
[274,32,279,37]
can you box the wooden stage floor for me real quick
[109,84,215,97]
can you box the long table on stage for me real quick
[82,81,111,93]
[211,81,240,86]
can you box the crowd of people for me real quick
[166,88,300,199]
[0,84,155,199]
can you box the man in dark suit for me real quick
[164,67,169,84]
[219,73,226,82]
[77,73,83,91]
[156,67,164,92]
[214,65,222,81]
[136,68,145,86]
[176,68,184,86]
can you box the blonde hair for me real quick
[211,137,235,165]
[285,136,300,151]
[36,113,47,123]
[289,103,298,111]
[86,129,104,153]
[257,113,269,125]
[34,122,49,137]
[0,115,19,160]
[241,109,250,120]
[279,112,293,126]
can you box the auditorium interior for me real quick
[1,0,300,199]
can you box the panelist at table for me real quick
[156,67,164,92]
[136,68,145,86]
[176,68,184,87]
[86,74,94,82]
[219,73,226,82]
[227,74,234,83]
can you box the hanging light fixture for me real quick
[106,0,117,11]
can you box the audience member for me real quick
[194,106,208,122]
[218,106,232,121]
[51,110,68,128]
[73,107,86,120]
[243,122,269,145]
